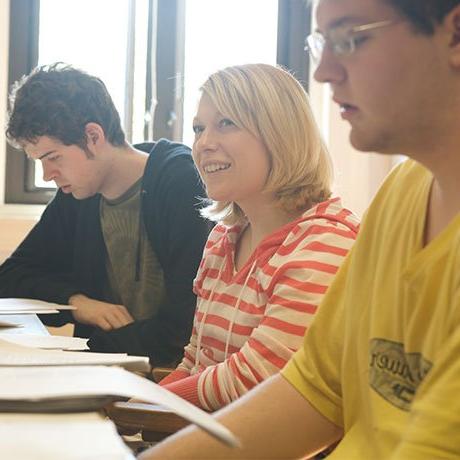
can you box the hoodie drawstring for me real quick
[223,259,257,360]
[194,258,224,373]
[194,257,258,371]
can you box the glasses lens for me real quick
[333,36,354,56]
[305,33,324,63]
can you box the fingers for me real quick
[100,305,134,330]
[98,317,114,332]
[116,305,135,324]
[71,298,135,331]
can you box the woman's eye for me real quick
[47,155,60,162]
[193,125,204,135]
[219,118,235,128]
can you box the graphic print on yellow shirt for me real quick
[369,338,432,411]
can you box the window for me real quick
[5,0,311,204]
[6,0,154,202]
[181,0,278,146]
[33,0,150,187]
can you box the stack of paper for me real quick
[0,298,75,315]
[1,334,89,350]
[0,412,134,460]
[0,366,238,447]
[0,338,149,372]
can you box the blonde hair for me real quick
[198,63,333,226]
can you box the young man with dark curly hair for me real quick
[141,0,460,458]
[0,64,210,366]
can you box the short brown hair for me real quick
[385,0,460,34]
[6,63,126,150]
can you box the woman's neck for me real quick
[234,202,305,271]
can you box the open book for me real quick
[0,366,238,447]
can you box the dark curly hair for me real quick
[6,63,126,150]
[385,0,460,34]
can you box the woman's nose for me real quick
[195,127,219,152]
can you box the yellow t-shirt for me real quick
[282,160,460,459]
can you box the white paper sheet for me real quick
[0,309,59,315]
[0,314,49,335]
[0,412,134,460]
[0,338,149,372]
[1,334,89,350]
[0,366,238,447]
[0,298,75,313]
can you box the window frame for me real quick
[6,0,55,204]
[5,0,311,205]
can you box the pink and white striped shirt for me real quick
[161,198,359,410]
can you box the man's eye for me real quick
[219,118,235,128]
[352,34,370,48]
[47,155,60,162]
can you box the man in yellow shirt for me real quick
[141,0,460,458]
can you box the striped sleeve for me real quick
[195,226,356,411]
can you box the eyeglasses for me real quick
[305,19,397,63]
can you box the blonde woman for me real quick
[160,64,359,410]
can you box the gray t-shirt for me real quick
[100,179,166,320]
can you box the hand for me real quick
[69,294,134,331]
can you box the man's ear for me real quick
[445,5,460,68]
[84,122,106,148]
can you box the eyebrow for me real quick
[318,15,368,33]
[29,150,56,160]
